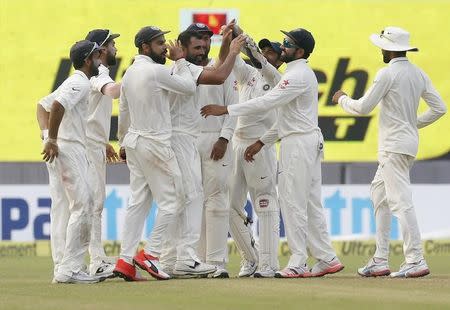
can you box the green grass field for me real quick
[1,251,449,310]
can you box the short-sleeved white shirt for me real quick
[38,70,91,145]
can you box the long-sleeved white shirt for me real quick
[87,64,114,145]
[196,59,238,141]
[227,58,320,143]
[118,55,196,146]
[232,56,280,140]
[38,70,91,146]
[169,63,204,137]
[338,57,447,157]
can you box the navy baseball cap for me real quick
[69,40,100,64]
[86,29,120,46]
[280,28,315,54]
[258,39,282,55]
[186,23,213,37]
[134,26,170,48]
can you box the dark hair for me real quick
[302,51,311,59]
[72,58,85,69]
[393,51,407,57]
[178,30,203,48]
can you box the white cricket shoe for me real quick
[173,261,216,277]
[275,265,311,278]
[238,259,257,278]
[90,261,116,278]
[54,271,104,284]
[357,257,390,277]
[390,260,430,278]
[211,266,229,278]
[254,264,276,278]
[310,256,345,277]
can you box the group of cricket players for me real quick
[36,19,446,284]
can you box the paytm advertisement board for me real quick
[0,0,449,162]
[1,184,449,242]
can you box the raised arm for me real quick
[197,35,246,85]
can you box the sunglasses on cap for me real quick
[85,42,100,60]
[282,38,299,49]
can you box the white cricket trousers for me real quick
[119,134,184,263]
[229,137,280,270]
[47,141,94,276]
[86,140,109,265]
[371,151,424,264]
[160,133,204,268]
[196,132,233,265]
[279,132,336,267]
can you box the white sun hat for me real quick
[369,26,419,52]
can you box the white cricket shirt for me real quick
[118,55,196,146]
[232,57,280,140]
[38,70,91,145]
[169,63,204,137]
[228,58,320,143]
[87,64,114,145]
[338,57,447,157]
[196,59,238,141]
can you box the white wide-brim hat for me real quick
[370,26,418,52]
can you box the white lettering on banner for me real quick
[1,185,449,241]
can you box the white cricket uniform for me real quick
[159,63,205,269]
[196,59,238,266]
[86,64,115,265]
[117,55,195,263]
[228,58,337,268]
[338,57,447,263]
[229,56,281,270]
[39,70,94,277]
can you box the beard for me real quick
[90,62,99,77]
[106,52,117,66]
[280,51,296,63]
[186,54,206,65]
[149,49,166,64]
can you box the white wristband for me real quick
[42,129,49,140]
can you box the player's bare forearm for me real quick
[200,105,228,117]
[36,104,49,130]
[48,101,65,140]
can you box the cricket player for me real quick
[160,30,246,278]
[187,23,239,278]
[201,28,344,278]
[37,40,102,283]
[113,26,199,281]
[84,29,121,278]
[332,26,447,278]
[216,23,283,278]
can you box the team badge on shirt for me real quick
[259,199,269,208]
[278,79,289,89]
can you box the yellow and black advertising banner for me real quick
[1,0,449,161]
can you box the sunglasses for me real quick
[282,38,299,49]
[85,42,100,60]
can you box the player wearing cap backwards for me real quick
[37,40,102,283]
[201,28,344,278]
[185,22,239,278]
[215,21,283,278]
[83,29,121,279]
[159,30,246,278]
[113,26,203,281]
[333,27,446,278]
